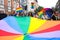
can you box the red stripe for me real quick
[16,7,22,9]
[0,30,21,36]
[31,24,60,34]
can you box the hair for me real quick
[0,13,7,20]
[28,12,33,17]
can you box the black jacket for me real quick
[0,13,7,20]
[51,15,58,20]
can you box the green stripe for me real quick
[14,16,30,34]
[23,35,30,40]
[39,13,43,18]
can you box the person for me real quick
[33,12,39,18]
[0,13,7,20]
[28,12,33,17]
[58,13,60,20]
[41,13,49,20]
[38,9,49,20]
[51,11,58,20]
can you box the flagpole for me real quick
[19,0,20,7]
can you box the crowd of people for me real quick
[28,11,60,20]
[12,10,60,20]
[0,9,60,20]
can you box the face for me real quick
[55,11,59,16]
[55,11,59,14]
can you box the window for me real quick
[0,0,4,10]
[0,0,4,5]
[8,0,11,11]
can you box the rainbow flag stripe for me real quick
[0,16,60,40]
[16,7,23,12]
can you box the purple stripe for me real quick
[0,20,22,34]
[30,31,60,38]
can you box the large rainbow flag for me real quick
[0,16,60,40]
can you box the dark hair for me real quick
[28,12,33,17]
[0,13,7,20]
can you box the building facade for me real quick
[0,0,4,13]
[55,0,60,13]
[0,0,38,14]
[0,0,18,14]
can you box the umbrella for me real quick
[0,16,60,40]
[38,8,53,19]
[45,8,53,18]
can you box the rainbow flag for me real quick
[38,8,53,18]
[0,16,60,40]
[31,2,34,9]
[16,7,23,13]
[38,8,45,18]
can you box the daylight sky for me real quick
[38,0,58,8]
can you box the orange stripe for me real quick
[31,21,60,33]
[0,35,22,40]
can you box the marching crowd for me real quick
[0,10,60,20]
[13,10,60,20]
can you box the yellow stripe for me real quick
[33,21,60,33]
[38,11,43,15]
[27,17,46,33]
[14,35,24,40]
[0,35,23,40]
[16,8,23,10]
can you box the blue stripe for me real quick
[3,16,23,34]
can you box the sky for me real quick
[38,0,58,8]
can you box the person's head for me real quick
[28,12,33,17]
[55,11,59,14]
[0,13,7,20]
[53,11,58,16]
